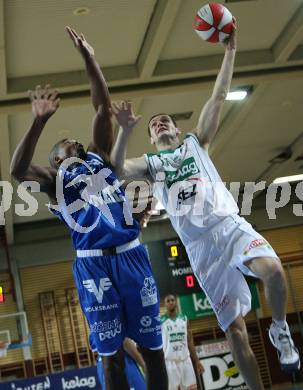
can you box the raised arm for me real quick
[195,21,237,149]
[10,85,59,198]
[65,27,113,158]
[110,101,150,180]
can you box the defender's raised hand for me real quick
[65,26,94,59]
[28,85,60,121]
[112,101,142,132]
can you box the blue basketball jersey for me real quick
[49,152,140,249]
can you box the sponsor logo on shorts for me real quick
[97,319,122,341]
[139,323,162,335]
[243,239,271,255]
[83,278,112,303]
[84,303,118,313]
[140,277,158,307]
[165,157,200,188]
[214,295,230,315]
[140,316,152,327]
[90,318,120,333]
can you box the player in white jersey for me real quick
[161,294,204,390]
[110,23,300,390]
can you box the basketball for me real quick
[194,3,234,43]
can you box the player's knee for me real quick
[263,258,285,285]
[227,327,245,343]
[226,319,248,347]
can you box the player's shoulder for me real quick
[60,152,106,187]
[80,151,108,174]
[185,132,201,145]
[185,132,210,157]
[160,314,170,324]
[86,151,105,165]
[145,150,174,165]
[145,151,160,159]
[177,313,187,322]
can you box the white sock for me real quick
[273,318,287,330]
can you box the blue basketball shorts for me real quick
[73,244,162,355]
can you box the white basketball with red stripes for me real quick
[194,3,234,43]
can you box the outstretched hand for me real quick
[195,360,205,375]
[65,26,95,59]
[28,85,60,121]
[111,101,142,133]
[222,17,237,51]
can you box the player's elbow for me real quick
[10,163,23,181]
[97,103,112,119]
[10,171,24,183]
[111,161,125,178]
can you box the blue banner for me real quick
[1,366,99,390]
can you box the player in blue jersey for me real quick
[10,28,167,390]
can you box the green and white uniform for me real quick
[161,314,196,390]
[145,133,278,331]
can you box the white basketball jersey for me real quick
[161,314,189,361]
[144,133,239,247]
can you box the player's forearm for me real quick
[188,331,199,364]
[84,55,111,113]
[110,127,130,175]
[130,349,146,370]
[10,118,46,178]
[211,48,235,101]
[189,342,200,364]
[189,343,201,369]
[123,339,146,370]
[196,48,236,145]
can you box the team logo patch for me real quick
[140,277,158,307]
[214,295,230,314]
[83,278,112,303]
[165,157,200,188]
[243,239,271,255]
[140,316,152,327]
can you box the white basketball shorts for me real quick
[185,214,279,331]
[166,357,197,390]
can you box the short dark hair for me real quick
[147,114,177,136]
[164,293,176,301]
[49,138,67,169]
